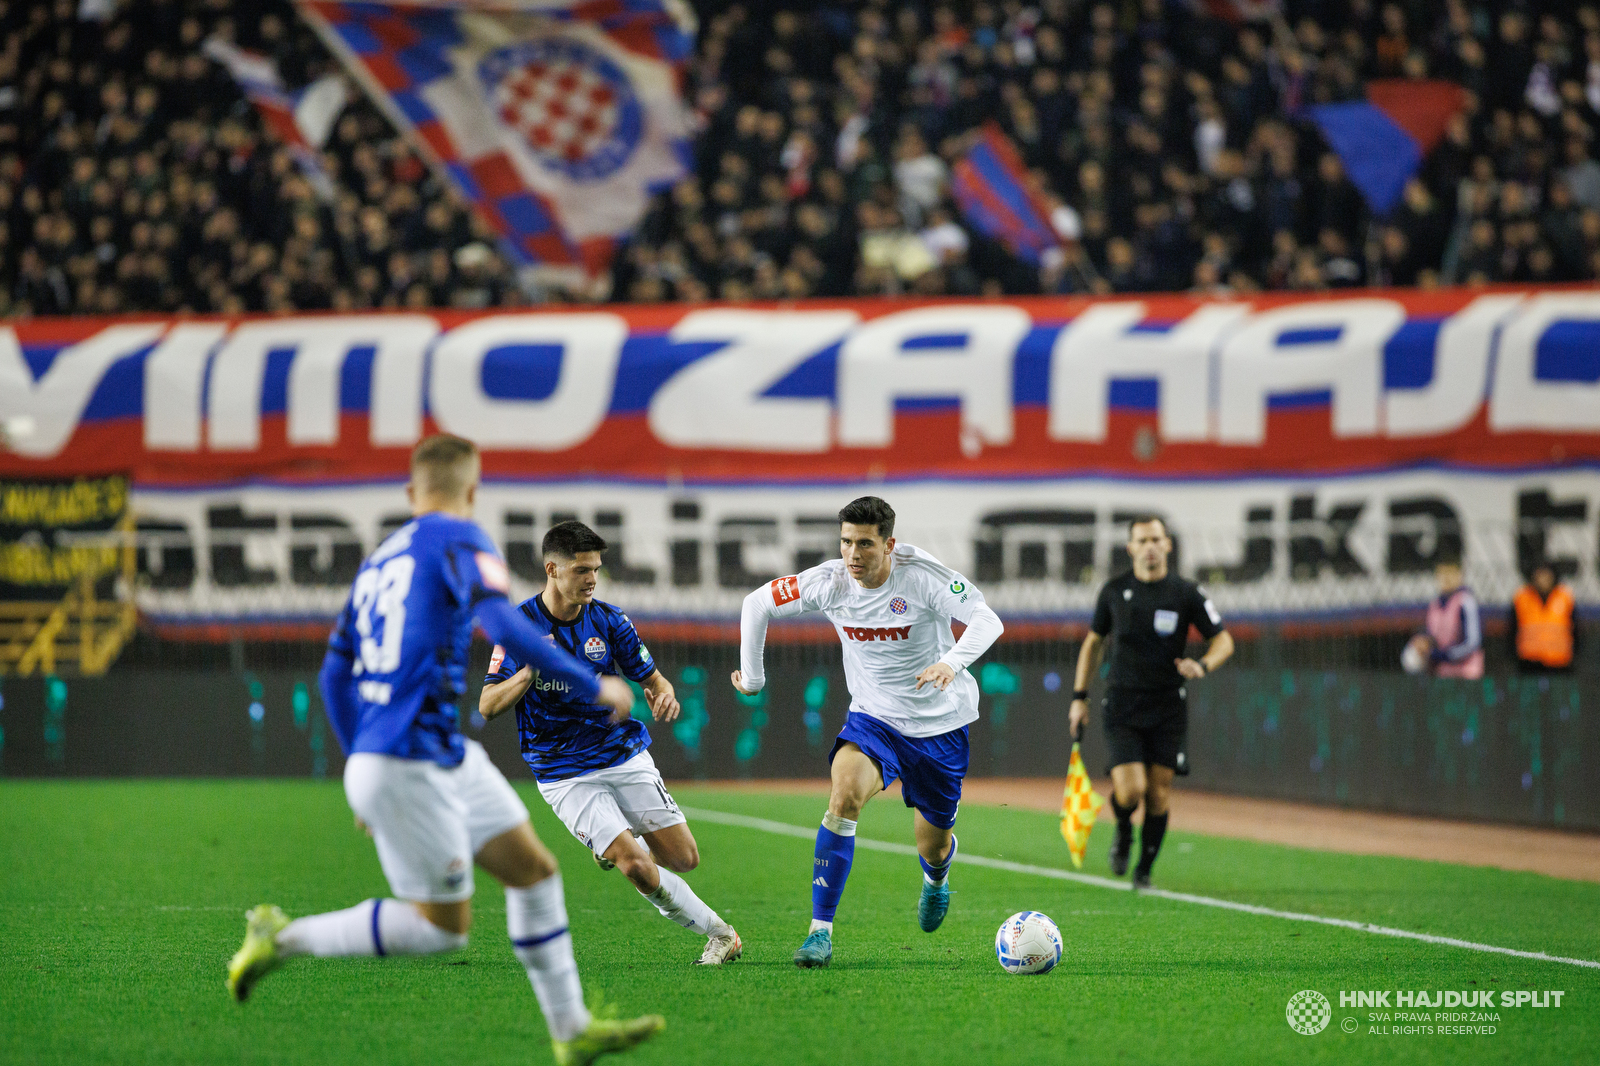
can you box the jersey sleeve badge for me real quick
[488,645,506,672]
[475,551,511,593]
[772,575,800,605]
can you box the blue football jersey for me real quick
[327,512,514,768]
[485,595,658,782]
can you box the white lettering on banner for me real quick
[649,309,859,451]
[429,313,625,448]
[1490,294,1600,432]
[837,306,1030,450]
[206,317,439,450]
[1217,300,1405,443]
[126,472,1600,623]
[1048,302,1245,442]
[0,323,166,458]
[1386,295,1522,438]
[143,323,227,451]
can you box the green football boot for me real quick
[226,904,290,1002]
[552,1013,665,1066]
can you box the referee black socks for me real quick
[1111,797,1136,831]
[1136,812,1169,876]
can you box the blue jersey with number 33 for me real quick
[327,512,510,768]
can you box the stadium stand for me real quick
[4,0,1600,314]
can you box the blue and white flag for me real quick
[297,0,695,281]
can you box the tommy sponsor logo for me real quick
[584,636,608,661]
[889,596,908,614]
[843,625,913,642]
[771,575,800,606]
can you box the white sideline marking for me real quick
[681,806,1600,971]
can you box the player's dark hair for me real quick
[410,434,478,499]
[1126,514,1167,539]
[543,520,608,559]
[838,496,895,539]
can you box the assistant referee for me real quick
[1067,515,1233,889]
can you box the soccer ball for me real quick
[994,911,1062,975]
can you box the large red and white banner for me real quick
[2,288,1597,629]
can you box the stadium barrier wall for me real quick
[2,659,1592,831]
[3,288,1598,633]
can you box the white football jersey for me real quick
[773,543,988,737]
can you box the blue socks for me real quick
[810,811,856,929]
[920,835,957,886]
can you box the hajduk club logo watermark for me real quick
[1287,990,1332,1035]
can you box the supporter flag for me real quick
[296,0,694,282]
[203,38,348,201]
[951,124,1059,265]
[1306,79,1465,216]
[1059,739,1104,869]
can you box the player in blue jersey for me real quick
[226,435,663,1066]
[480,520,741,966]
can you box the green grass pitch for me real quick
[2,779,1596,1065]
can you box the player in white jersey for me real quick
[733,496,1004,968]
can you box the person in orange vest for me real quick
[1511,564,1577,673]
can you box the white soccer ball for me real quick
[995,911,1062,975]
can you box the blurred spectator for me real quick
[6,0,1600,317]
[1405,559,1484,680]
[1511,564,1577,673]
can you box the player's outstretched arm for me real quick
[317,646,360,754]
[641,670,680,722]
[937,602,1004,670]
[480,664,534,721]
[476,595,610,705]
[735,576,809,694]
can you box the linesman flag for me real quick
[1059,739,1104,869]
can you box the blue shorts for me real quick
[831,712,969,830]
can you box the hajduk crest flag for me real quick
[296,0,695,281]
[1306,79,1465,216]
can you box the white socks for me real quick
[821,811,857,836]
[507,875,591,1043]
[276,899,468,958]
[642,868,729,937]
[273,880,592,1045]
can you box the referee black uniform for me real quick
[1090,570,1224,772]
[1088,568,1226,884]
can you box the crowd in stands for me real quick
[6,0,1600,315]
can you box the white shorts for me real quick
[344,739,530,903]
[536,750,686,858]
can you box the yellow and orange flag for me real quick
[1059,740,1104,868]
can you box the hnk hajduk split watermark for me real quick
[1285,989,1566,1036]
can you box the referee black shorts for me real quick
[1102,686,1187,773]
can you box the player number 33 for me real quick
[352,555,416,675]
